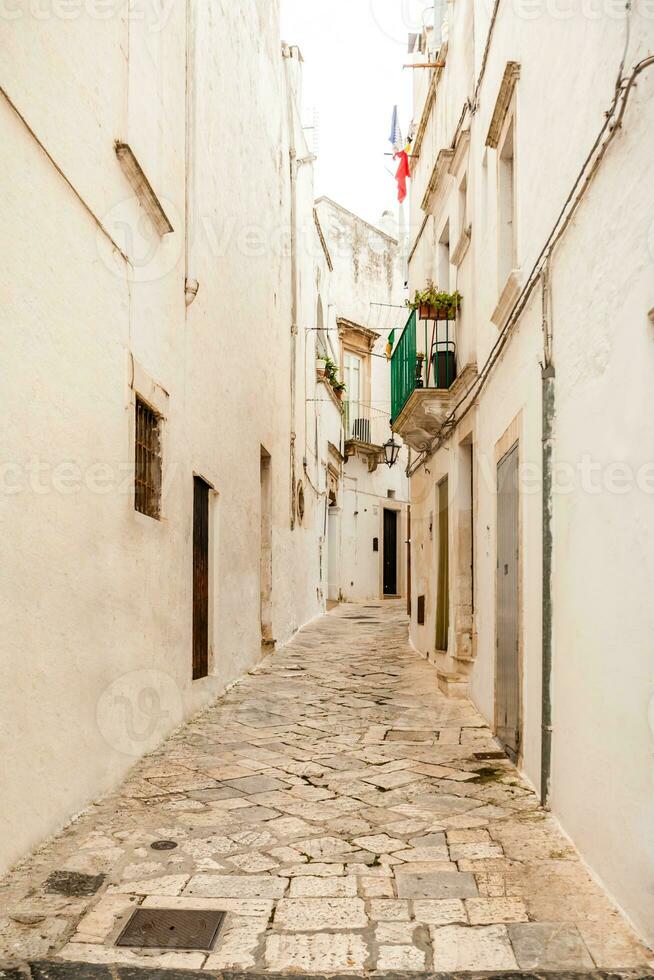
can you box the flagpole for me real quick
[399,199,409,285]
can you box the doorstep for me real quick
[436,668,469,699]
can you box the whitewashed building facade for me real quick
[0,2,409,879]
[314,198,409,605]
[0,5,317,878]
[392,2,654,945]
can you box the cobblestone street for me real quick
[0,603,651,976]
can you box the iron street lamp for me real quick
[383,435,401,468]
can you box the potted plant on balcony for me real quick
[415,351,425,388]
[333,381,346,401]
[316,353,328,377]
[323,357,338,385]
[406,281,462,320]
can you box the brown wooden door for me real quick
[192,476,210,680]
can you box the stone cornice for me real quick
[448,128,470,177]
[337,317,380,352]
[491,269,522,328]
[115,142,173,236]
[486,62,520,149]
[421,148,455,215]
[451,225,472,267]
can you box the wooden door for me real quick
[192,476,210,680]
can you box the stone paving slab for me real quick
[9,963,654,980]
[0,602,652,975]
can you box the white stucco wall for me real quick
[0,3,329,877]
[403,0,654,944]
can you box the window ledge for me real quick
[317,375,344,413]
[451,225,472,267]
[491,269,522,329]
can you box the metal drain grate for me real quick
[116,908,225,951]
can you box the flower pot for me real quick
[415,357,425,388]
[334,388,344,401]
[419,302,457,321]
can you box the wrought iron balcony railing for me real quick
[390,308,458,422]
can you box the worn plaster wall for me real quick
[0,2,327,877]
[404,0,654,944]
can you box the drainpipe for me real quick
[283,45,299,530]
[541,263,555,808]
[184,0,199,308]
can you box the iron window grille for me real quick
[135,397,162,519]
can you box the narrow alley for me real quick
[0,605,650,976]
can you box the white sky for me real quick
[281,0,434,226]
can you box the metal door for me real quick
[383,509,398,595]
[496,444,520,759]
[192,476,210,680]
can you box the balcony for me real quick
[390,309,477,452]
[343,402,386,472]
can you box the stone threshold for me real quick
[2,961,652,980]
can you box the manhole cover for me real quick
[44,871,105,897]
[116,908,225,950]
[150,840,177,851]
[474,751,507,760]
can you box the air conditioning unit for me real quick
[352,418,371,443]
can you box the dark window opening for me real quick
[135,397,162,520]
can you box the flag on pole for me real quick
[389,105,402,151]
[385,329,396,360]
[394,145,411,203]
[389,106,410,202]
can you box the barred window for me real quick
[135,397,162,519]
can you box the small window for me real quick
[438,221,450,291]
[458,173,468,237]
[498,120,515,287]
[417,595,426,625]
[135,397,162,519]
